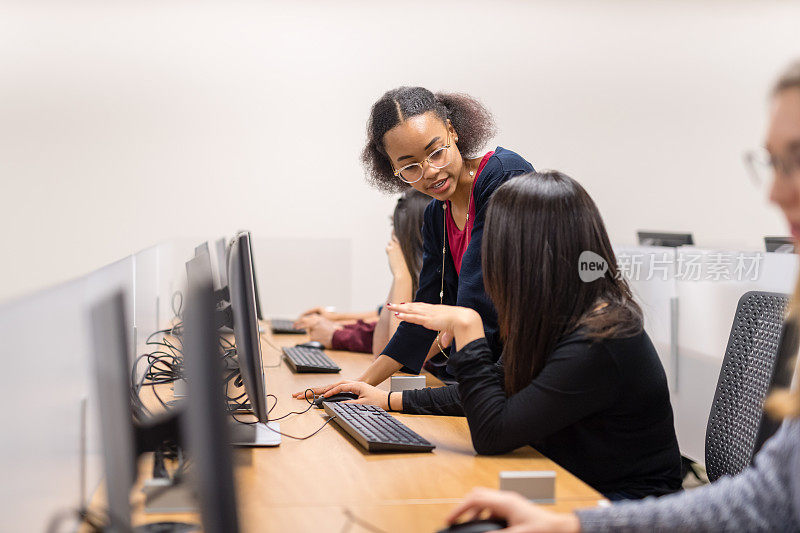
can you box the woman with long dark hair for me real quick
[324,171,682,500]
[443,59,800,533]
[293,189,429,355]
[295,87,534,396]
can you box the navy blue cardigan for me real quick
[381,147,534,373]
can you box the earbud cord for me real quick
[436,159,477,358]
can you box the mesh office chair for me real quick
[704,291,793,482]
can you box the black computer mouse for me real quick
[296,341,325,350]
[312,392,359,408]
[435,519,508,533]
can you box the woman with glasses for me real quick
[295,86,534,394]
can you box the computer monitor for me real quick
[227,231,280,446]
[188,247,214,282]
[183,268,241,533]
[765,236,795,253]
[244,234,265,320]
[227,230,263,319]
[195,241,225,291]
[637,231,694,248]
[89,292,197,532]
[215,237,229,289]
[187,253,233,330]
[89,292,138,533]
[194,242,210,258]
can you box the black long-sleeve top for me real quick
[403,331,683,499]
[380,147,534,374]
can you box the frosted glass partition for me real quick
[85,256,135,371]
[252,237,352,318]
[134,246,160,362]
[164,238,198,323]
[673,248,797,462]
[0,254,137,531]
[611,245,798,462]
[0,278,98,532]
[614,245,678,390]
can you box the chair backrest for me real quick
[705,291,789,482]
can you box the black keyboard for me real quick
[271,318,305,334]
[282,346,341,373]
[322,402,435,453]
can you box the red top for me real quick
[331,320,375,354]
[446,151,494,274]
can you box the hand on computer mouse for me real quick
[293,381,392,409]
[323,381,391,410]
[446,488,580,533]
[311,391,359,408]
[292,380,348,399]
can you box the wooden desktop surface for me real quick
[130,326,603,532]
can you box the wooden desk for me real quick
[131,327,603,532]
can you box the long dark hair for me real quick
[482,171,643,395]
[362,86,496,193]
[393,189,429,295]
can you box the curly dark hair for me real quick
[361,87,497,193]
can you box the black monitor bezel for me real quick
[228,232,269,423]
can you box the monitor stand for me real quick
[227,401,252,414]
[228,420,281,446]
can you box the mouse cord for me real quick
[260,330,283,368]
[268,389,317,421]
[230,389,336,440]
[339,508,388,533]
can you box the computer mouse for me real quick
[312,392,359,408]
[435,519,508,533]
[296,341,325,350]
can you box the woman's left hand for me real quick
[387,302,483,350]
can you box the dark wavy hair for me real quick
[393,189,429,296]
[362,87,496,193]
[483,171,643,395]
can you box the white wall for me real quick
[1,0,798,308]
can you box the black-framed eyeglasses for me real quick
[393,133,453,184]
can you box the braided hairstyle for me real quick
[361,87,496,193]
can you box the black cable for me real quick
[224,370,248,406]
[171,290,183,319]
[269,416,337,440]
[339,508,388,533]
[229,389,336,440]
[132,349,185,413]
[145,322,183,345]
[230,413,258,425]
[267,394,316,421]
[259,330,283,368]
